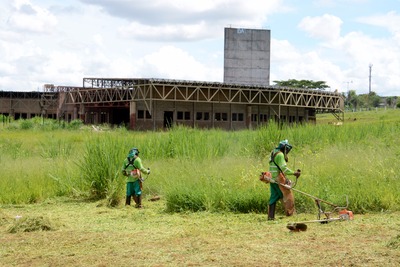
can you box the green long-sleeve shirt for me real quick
[267,149,295,205]
[268,149,294,179]
[121,156,149,183]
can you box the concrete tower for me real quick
[223,27,271,86]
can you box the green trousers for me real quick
[269,183,283,205]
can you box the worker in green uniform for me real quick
[268,140,301,220]
[121,148,150,208]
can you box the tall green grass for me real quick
[76,133,128,206]
[0,129,86,203]
[1,110,400,214]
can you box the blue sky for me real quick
[0,0,399,96]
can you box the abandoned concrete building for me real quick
[0,27,344,130]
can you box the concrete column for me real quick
[305,109,309,122]
[246,105,252,129]
[230,104,232,130]
[73,106,78,120]
[94,112,98,124]
[211,103,214,128]
[129,101,136,130]
[153,100,156,130]
[79,104,85,122]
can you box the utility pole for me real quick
[368,63,373,94]
[346,80,353,92]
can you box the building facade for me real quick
[0,78,344,130]
[56,78,343,130]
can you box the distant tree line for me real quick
[344,90,399,110]
[273,79,399,110]
[273,79,329,90]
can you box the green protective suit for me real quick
[268,148,295,205]
[121,156,150,196]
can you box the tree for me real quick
[346,90,360,110]
[368,92,381,108]
[386,96,397,108]
[386,97,394,107]
[273,79,330,90]
[357,92,380,109]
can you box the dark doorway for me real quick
[111,107,130,126]
[164,111,173,128]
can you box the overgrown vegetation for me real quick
[1,109,400,214]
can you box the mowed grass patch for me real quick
[1,199,399,266]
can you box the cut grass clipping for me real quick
[387,234,400,249]
[7,215,56,233]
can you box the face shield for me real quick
[278,140,292,154]
[284,144,293,154]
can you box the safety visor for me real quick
[285,144,293,153]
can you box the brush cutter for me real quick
[287,208,354,232]
[259,172,354,232]
[139,170,161,202]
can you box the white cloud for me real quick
[284,11,400,95]
[0,62,17,76]
[85,0,285,40]
[312,0,369,8]
[137,46,222,81]
[118,21,212,41]
[298,14,343,41]
[357,11,400,42]
[8,0,58,33]
[271,39,343,91]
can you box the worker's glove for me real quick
[147,168,150,175]
[294,171,301,178]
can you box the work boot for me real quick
[135,195,142,208]
[268,203,276,220]
[125,196,131,206]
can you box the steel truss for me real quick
[57,78,344,120]
[0,91,58,114]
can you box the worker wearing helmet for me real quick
[267,140,301,220]
[121,148,150,208]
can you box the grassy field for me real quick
[1,109,400,266]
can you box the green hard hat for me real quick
[277,140,292,152]
[128,148,139,158]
